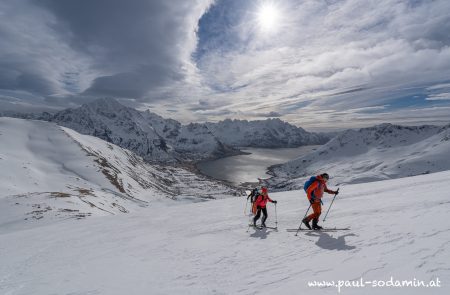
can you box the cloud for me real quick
[426,93,450,101]
[280,104,450,132]
[425,81,450,101]
[1,0,450,130]
[257,111,282,118]
[0,0,212,104]
[427,83,450,91]
[0,0,87,97]
[191,0,450,127]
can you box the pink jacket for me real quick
[255,194,273,208]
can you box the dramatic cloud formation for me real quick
[193,0,450,129]
[1,0,450,130]
[0,0,211,107]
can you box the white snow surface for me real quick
[0,117,238,231]
[0,117,115,196]
[266,123,450,189]
[1,117,450,294]
[1,168,450,294]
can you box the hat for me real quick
[261,187,268,193]
[321,173,329,180]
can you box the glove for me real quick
[309,198,315,204]
[273,200,277,204]
[334,190,339,196]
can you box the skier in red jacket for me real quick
[302,173,338,230]
[253,187,277,228]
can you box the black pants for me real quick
[253,207,268,225]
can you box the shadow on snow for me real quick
[306,232,357,251]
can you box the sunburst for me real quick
[257,2,280,32]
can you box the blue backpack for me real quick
[303,176,317,192]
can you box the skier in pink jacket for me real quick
[253,187,277,228]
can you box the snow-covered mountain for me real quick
[1,169,449,294]
[205,118,329,148]
[0,117,238,228]
[47,98,234,163]
[2,98,330,163]
[264,123,450,189]
[140,109,233,160]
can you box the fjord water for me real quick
[196,145,320,185]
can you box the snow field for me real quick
[0,117,237,234]
[1,170,449,294]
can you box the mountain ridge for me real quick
[2,98,329,163]
[263,122,450,190]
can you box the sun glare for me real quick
[257,2,280,32]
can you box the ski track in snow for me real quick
[1,170,450,294]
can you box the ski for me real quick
[249,224,278,230]
[286,227,350,232]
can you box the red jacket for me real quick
[255,193,273,208]
[306,175,334,203]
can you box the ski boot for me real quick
[302,217,312,230]
[312,218,323,230]
[261,217,267,228]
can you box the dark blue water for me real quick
[197,146,319,184]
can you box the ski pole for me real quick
[274,203,278,229]
[244,198,249,216]
[295,203,312,236]
[246,210,254,232]
[323,188,339,222]
[244,190,252,215]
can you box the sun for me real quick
[257,2,280,32]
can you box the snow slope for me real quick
[1,170,449,294]
[266,123,450,189]
[0,117,238,231]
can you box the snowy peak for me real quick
[205,118,328,148]
[266,122,450,189]
[438,123,450,141]
[140,109,232,159]
[48,98,233,163]
[51,98,173,162]
[349,123,439,145]
[326,123,441,156]
[82,97,126,111]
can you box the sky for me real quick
[1,0,450,131]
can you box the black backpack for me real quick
[247,188,259,203]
